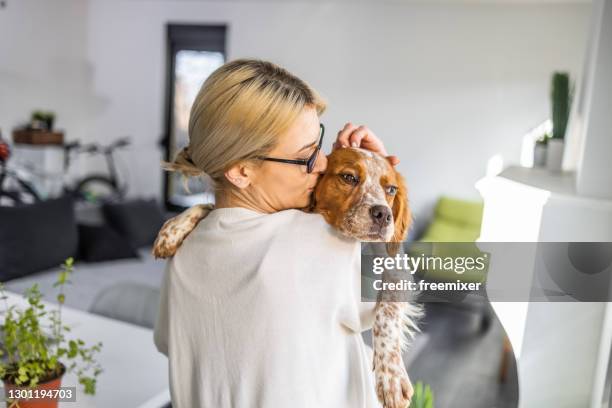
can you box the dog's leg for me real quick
[152,204,213,259]
[373,301,421,408]
[373,259,422,408]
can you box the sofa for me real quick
[0,195,171,328]
[4,247,166,327]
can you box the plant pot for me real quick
[3,363,65,408]
[546,138,564,172]
[44,118,54,132]
[533,143,547,167]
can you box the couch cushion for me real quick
[77,224,140,263]
[420,196,483,242]
[102,198,165,248]
[434,196,483,227]
[0,195,78,281]
[4,248,165,312]
[89,282,160,329]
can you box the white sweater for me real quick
[153,207,381,408]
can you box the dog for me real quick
[153,147,421,408]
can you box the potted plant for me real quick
[0,258,102,408]
[30,111,55,132]
[534,132,549,167]
[546,72,572,172]
[409,381,434,408]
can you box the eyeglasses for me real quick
[258,123,325,174]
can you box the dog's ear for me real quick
[391,171,411,243]
[386,171,411,256]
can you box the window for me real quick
[162,24,226,211]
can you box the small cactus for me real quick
[550,72,571,140]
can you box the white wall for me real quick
[576,0,612,199]
[0,1,92,131]
[1,0,591,233]
[0,0,108,181]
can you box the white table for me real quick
[1,291,170,408]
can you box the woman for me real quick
[154,59,397,408]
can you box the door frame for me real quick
[161,24,227,212]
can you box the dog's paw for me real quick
[374,351,413,408]
[152,204,212,259]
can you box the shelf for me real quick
[480,165,612,211]
[498,166,576,197]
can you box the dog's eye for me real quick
[386,185,398,195]
[340,173,359,185]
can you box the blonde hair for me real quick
[162,58,327,192]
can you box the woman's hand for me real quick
[333,123,400,166]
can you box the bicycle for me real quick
[0,135,131,206]
[63,137,131,204]
[0,136,42,206]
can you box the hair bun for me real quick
[160,146,206,178]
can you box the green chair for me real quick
[410,196,492,331]
[419,196,483,242]
[411,196,487,285]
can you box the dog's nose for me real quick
[370,205,392,227]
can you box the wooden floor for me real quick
[407,302,519,408]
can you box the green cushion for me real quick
[419,196,483,242]
[416,196,486,282]
[435,196,483,226]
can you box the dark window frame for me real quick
[161,24,227,212]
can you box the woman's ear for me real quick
[225,163,251,189]
[391,171,411,243]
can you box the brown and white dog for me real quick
[153,147,421,408]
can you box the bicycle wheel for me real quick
[16,178,41,203]
[0,182,41,206]
[75,175,123,204]
[0,190,39,206]
[0,190,22,206]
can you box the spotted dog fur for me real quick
[152,204,214,259]
[152,148,421,408]
[314,148,421,408]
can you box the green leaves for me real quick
[409,381,434,408]
[0,257,103,395]
[68,340,78,358]
[79,377,97,395]
[53,258,73,288]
